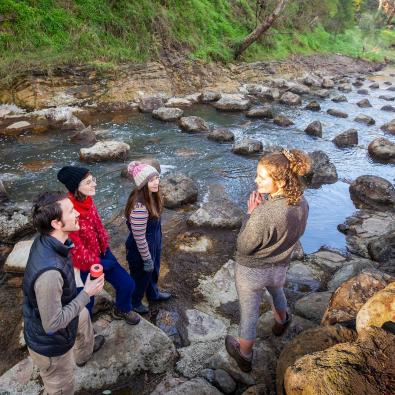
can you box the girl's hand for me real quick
[247,191,262,214]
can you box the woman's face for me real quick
[78,174,97,197]
[255,164,279,195]
[147,175,160,193]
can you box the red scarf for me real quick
[68,192,93,216]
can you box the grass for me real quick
[0,0,394,83]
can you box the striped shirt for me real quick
[129,203,151,261]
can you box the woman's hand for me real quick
[247,191,263,214]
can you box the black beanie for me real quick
[57,166,89,193]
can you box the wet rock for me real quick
[305,101,321,111]
[70,125,97,146]
[153,107,183,121]
[349,175,395,211]
[286,260,326,293]
[207,128,234,143]
[200,368,216,384]
[273,115,294,127]
[304,150,338,187]
[276,325,357,395]
[240,83,265,95]
[79,140,130,162]
[356,98,372,108]
[332,128,358,147]
[327,258,377,291]
[381,104,395,112]
[201,91,221,103]
[176,232,213,253]
[246,105,274,118]
[166,97,192,107]
[356,282,395,333]
[379,95,395,101]
[213,369,236,394]
[0,206,33,243]
[368,137,395,163]
[352,80,364,87]
[314,89,330,98]
[294,291,332,323]
[179,116,209,133]
[327,108,348,118]
[302,74,322,87]
[354,114,375,125]
[0,319,177,394]
[284,327,395,395]
[321,77,335,89]
[38,107,85,131]
[4,239,34,273]
[185,93,202,104]
[311,249,347,272]
[161,173,198,208]
[322,269,394,326]
[304,120,322,138]
[270,78,290,89]
[188,199,243,229]
[138,96,165,113]
[279,92,302,106]
[384,81,393,86]
[331,95,347,103]
[369,82,379,89]
[258,86,280,101]
[357,89,369,95]
[5,121,32,134]
[381,119,395,135]
[156,308,187,348]
[338,83,352,92]
[287,82,310,95]
[213,94,250,112]
[232,138,263,156]
[387,86,395,91]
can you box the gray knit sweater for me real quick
[235,195,309,268]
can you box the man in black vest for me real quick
[23,191,105,394]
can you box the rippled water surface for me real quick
[1,68,394,253]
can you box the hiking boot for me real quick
[112,307,141,325]
[133,303,149,315]
[272,312,292,336]
[225,335,252,373]
[155,291,171,301]
[76,335,105,367]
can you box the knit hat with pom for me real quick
[127,161,159,189]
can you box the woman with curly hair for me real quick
[225,149,311,372]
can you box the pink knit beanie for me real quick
[127,161,159,189]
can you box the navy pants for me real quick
[126,217,162,307]
[78,249,135,316]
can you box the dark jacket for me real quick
[23,235,79,357]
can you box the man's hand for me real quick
[247,191,263,215]
[83,274,105,297]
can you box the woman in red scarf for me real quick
[57,166,140,325]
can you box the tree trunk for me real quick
[234,0,289,59]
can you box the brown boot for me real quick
[272,312,292,336]
[112,307,141,325]
[225,335,252,373]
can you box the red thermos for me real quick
[90,264,103,280]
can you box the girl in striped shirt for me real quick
[125,161,171,314]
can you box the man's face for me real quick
[59,198,80,232]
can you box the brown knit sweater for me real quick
[235,195,309,268]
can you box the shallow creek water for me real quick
[1,68,395,256]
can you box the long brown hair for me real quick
[259,149,311,205]
[74,172,91,201]
[125,183,163,219]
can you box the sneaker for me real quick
[224,335,252,373]
[112,307,141,325]
[272,312,292,336]
[133,303,149,315]
[76,335,105,367]
[154,291,172,301]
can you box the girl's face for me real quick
[78,175,97,197]
[147,175,160,193]
[255,164,279,195]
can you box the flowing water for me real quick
[1,68,394,254]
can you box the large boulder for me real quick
[356,282,395,333]
[0,319,177,394]
[4,239,34,273]
[349,175,395,211]
[314,89,330,98]
[153,107,183,121]
[201,91,221,103]
[304,150,338,187]
[305,101,321,111]
[354,114,375,126]
[207,128,234,143]
[332,129,358,147]
[381,119,395,135]
[213,94,250,112]
[368,138,395,163]
[273,115,294,127]
[138,96,165,113]
[70,125,97,146]
[187,199,243,229]
[321,77,335,89]
[331,95,347,103]
[0,206,33,243]
[301,74,322,87]
[161,173,198,208]
[356,99,372,108]
[327,108,348,118]
[276,325,357,395]
[322,269,394,326]
[381,105,395,112]
[165,97,192,107]
[284,327,395,395]
[246,105,274,119]
[5,121,32,134]
[287,82,310,95]
[179,116,209,133]
[258,86,280,101]
[232,139,263,156]
[304,121,322,138]
[338,83,352,92]
[286,260,326,293]
[79,140,130,162]
[294,291,333,323]
[279,92,302,106]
